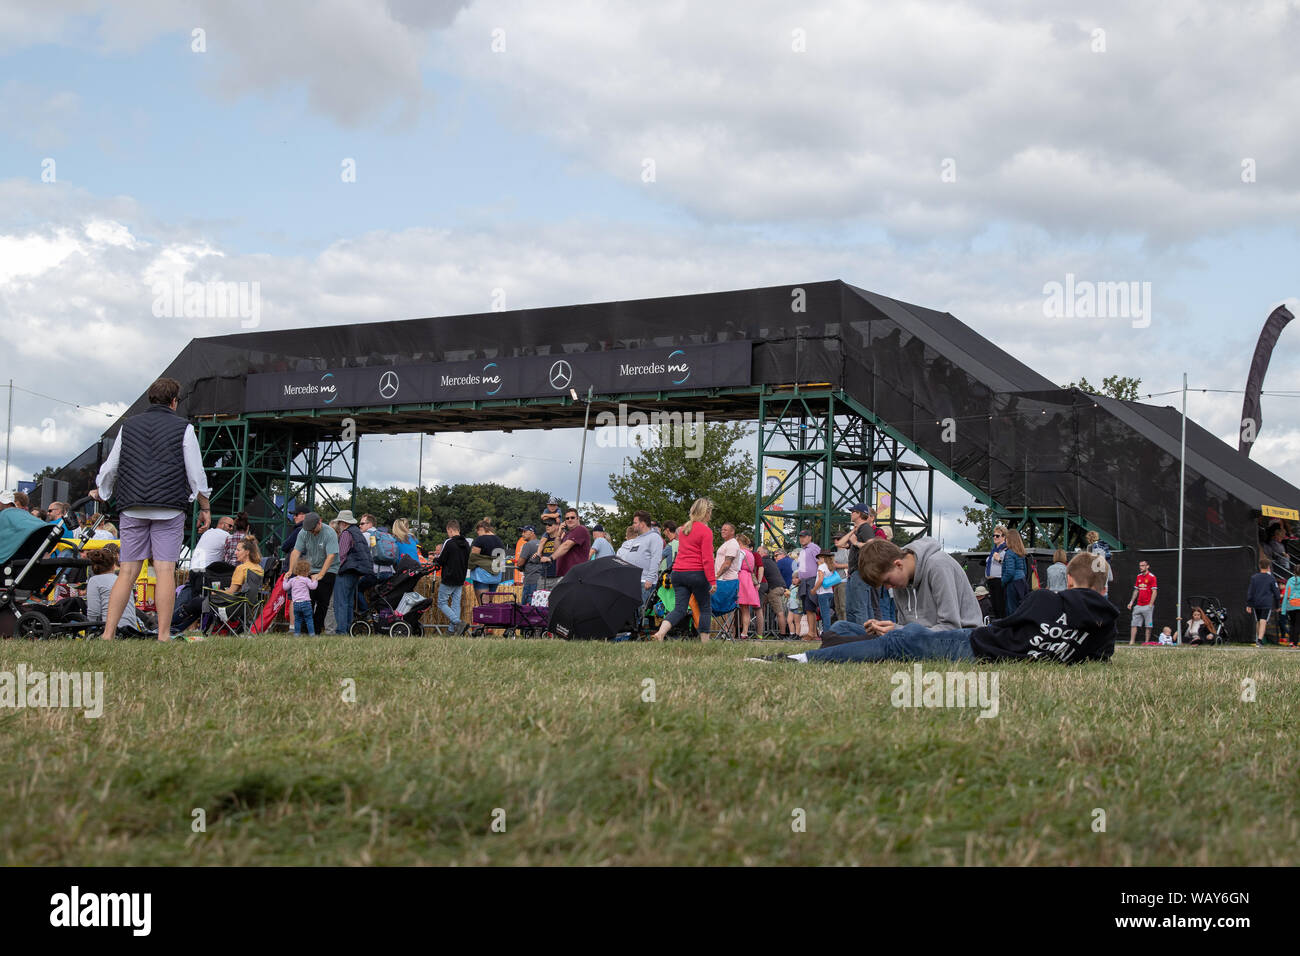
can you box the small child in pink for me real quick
[283,558,319,635]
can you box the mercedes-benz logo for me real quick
[379,370,400,400]
[549,360,572,390]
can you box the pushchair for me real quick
[470,590,550,637]
[349,561,437,636]
[0,502,99,639]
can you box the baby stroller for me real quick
[470,591,550,637]
[0,501,99,639]
[349,562,437,636]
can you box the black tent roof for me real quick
[68,279,1299,550]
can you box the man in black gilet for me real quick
[92,377,212,641]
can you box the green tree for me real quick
[605,422,755,536]
[1063,374,1141,401]
[958,504,999,551]
[318,482,560,550]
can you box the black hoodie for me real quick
[968,587,1117,664]
[435,534,471,586]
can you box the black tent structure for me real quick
[51,280,1299,566]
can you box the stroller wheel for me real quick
[411,623,424,636]
[17,611,51,640]
[389,621,412,638]
[503,627,516,638]
[349,620,373,637]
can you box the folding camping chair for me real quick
[203,568,264,636]
[710,580,740,641]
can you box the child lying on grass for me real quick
[748,551,1116,665]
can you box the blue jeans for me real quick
[334,571,360,634]
[846,573,871,625]
[872,586,896,621]
[817,592,834,630]
[437,580,463,629]
[521,582,536,607]
[807,621,975,662]
[1005,577,1026,615]
[293,600,315,635]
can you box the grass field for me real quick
[1,636,1296,866]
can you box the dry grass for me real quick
[0,637,1296,865]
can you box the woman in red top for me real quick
[651,497,717,642]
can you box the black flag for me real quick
[1240,304,1296,457]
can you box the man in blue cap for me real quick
[515,524,540,605]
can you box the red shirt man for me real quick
[1127,560,1158,644]
[1134,569,1157,605]
[552,509,591,578]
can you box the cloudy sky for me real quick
[2,0,1299,548]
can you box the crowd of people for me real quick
[10,374,1300,654]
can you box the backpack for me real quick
[370,529,399,566]
[1030,561,1042,591]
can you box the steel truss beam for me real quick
[195,419,358,550]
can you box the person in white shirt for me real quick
[90,376,212,642]
[714,523,741,581]
[192,516,234,578]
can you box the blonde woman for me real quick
[391,517,420,564]
[651,497,717,641]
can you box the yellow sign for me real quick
[876,491,892,523]
[1262,505,1299,520]
[763,468,788,508]
[763,468,788,548]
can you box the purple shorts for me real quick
[119,512,186,563]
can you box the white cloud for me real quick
[436,0,1300,239]
[0,0,464,126]
[0,227,84,284]
[11,2,1300,237]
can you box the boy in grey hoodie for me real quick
[818,536,982,647]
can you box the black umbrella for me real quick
[547,556,644,640]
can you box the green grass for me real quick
[1,637,1296,865]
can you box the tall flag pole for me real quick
[1177,372,1187,644]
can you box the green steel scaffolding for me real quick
[194,418,358,550]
